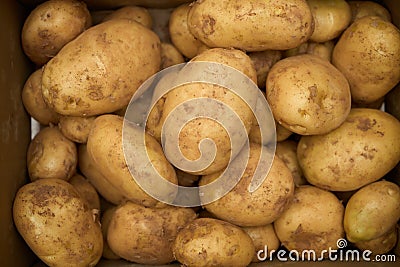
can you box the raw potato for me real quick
[298,108,400,191]
[276,140,307,186]
[307,0,352,42]
[344,181,400,243]
[176,168,199,187]
[102,6,152,28]
[21,69,59,125]
[348,1,391,23]
[332,16,400,104]
[274,185,345,255]
[21,0,91,66]
[107,201,196,265]
[284,41,335,62]
[58,115,96,143]
[27,127,77,181]
[100,207,120,260]
[13,179,103,267]
[266,54,351,135]
[42,19,161,116]
[173,218,255,267]
[248,50,282,89]
[187,0,314,51]
[69,174,100,211]
[160,42,185,69]
[276,122,292,142]
[354,226,397,255]
[242,224,280,262]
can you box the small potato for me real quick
[21,69,59,125]
[102,6,152,28]
[27,127,77,181]
[13,179,103,267]
[285,41,335,62]
[354,226,397,255]
[276,122,293,142]
[160,42,185,69]
[21,0,91,66]
[69,174,100,211]
[107,202,196,265]
[344,181,400,243]
[58,115,96,143]
[100,207,120,260]
[173,218,255,267]
[276,140,307,186]
[274,185,345,255]
[248,50,282,89]
[348,1,391,23]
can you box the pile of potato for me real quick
[13,0,400,266]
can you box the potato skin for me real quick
[69,174,100,211]
[160,42,185,69]
[348,1,391,23]
[58,115,96,143]
[298,108,400,191]
[276,140,307,186]
[354,226,397,255]
[102,5,152,28]
[100,207,120,260]
[187,0,314,51]
[242,224,280,262]
[42,19,161,116]
[173,218,255,267]
[13,179,103,267]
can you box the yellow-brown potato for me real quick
[298,108,400,191]
[13,179,103,267]
[173,218,255,267]
[274,185,345,255]
[266,54,351,135]
[107,201,196,265]
[27,126,77,181]
[42,19,161,116]
[21,69,59,125]
[276,140,307,186]
[348,1,392,23]
[102,6,152,28]
[100,207,120,260]
[69,174,100,211]
[276,122,293,142]
[344,181,400,243]
[21,0,91,66]
[248,50,282,89]
[332,16,400,104]
[187,0,314,51]
[284,41,335,62]
[307,0,352,42]
[58,115,96,143]
[354,226,397,255]
[160,42,185,69]
[200,143,294,226]
[242,224,280,262]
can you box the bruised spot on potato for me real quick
[356,117,376,131]
[201,15,216,36]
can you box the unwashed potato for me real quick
[21,0,92,66]
[274,185,345,255]
[266,54,351,135]
[69,174,100,211]
[344,181,400,243]
[348,1,392,23]
[248,50,282,89]
[102,5,152,28]
[58,115,96,143]
[42,19,161,116]
[354,226,398,255]
[13,179,103,267]
[21,69,59,125]
[107,201,196,265]
[332,16,400,104]
[100,206,120,260]
[160,42,185,69]
[297,108,400,191]
[187,0,314,51]
[173,218,255,267]
[284,41,335,62]
[27,126,77,181]
[276,140,307,186]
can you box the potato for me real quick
[274,185,345,255]
[42,19,161,116]
[21,69,59,125]
[13,179,103,267]
[332,16,400,104]
[276,140,307,186]
[100,207,120,260]
[187,0,314,51]
[58,115,96,143]
[385,83,400,121]
[27,126,77,181]
[176,168,199,187]
[160,42,185,69]
[351,96,385,109]
[173,218,255,267]
[21,0,91,66]
[107,201,196,265]
[307,0,352,42]
[354,226,397,255]
[344,181,400,243]
[102,6,152,28]
[69,174,100,211]
[348,1,391,23]
[200,143,294,226]
[284,41,335,62]
[266,54,351,135]
[395,224,400,257]
[276,123,293,142]
[248,50,282,89]
[297,108,400,191]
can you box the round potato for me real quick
[276,140,307,186]
[13,179,103,267]
[21,0,91,66]
[266,54,351,135]
[27,126,77,181]
[100,206,120,260]
[248,50,282,89]
[160,42,185,69]
[348,1,391,23]
[354,226,397,255]
[102,5,152,28]
[274,185,345,255]
[69,174,100,211]
[298,108,400,191]
[58,115,96,143]
[173,218,255,267]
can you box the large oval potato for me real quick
[298,108,400,191]
[13,179,103,267]
[42,19,161,116]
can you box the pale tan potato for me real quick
[21,0,91,66]
[344,181,400,243]
[27,126,77,181]
[100,207,120,260]
[21,69,59,125]
[297,108,400,191]
[58,115,96,143]
[332,16,400,104]
[348,1,392,23]
[107,201,196,265]
[276,140,307,186]
[266,54,351,135]
[173,218,255,267]
[69,174,100,211]
[102,6,152,28]
[13,179,103,267]
[42,19,161,116]
[285,41,335,62]
[248,50,282,89]
[354,226,397,255]
[276,122,293,142]
[187,0,314,51]
[274,185,345,255]
[160,42,185,69]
